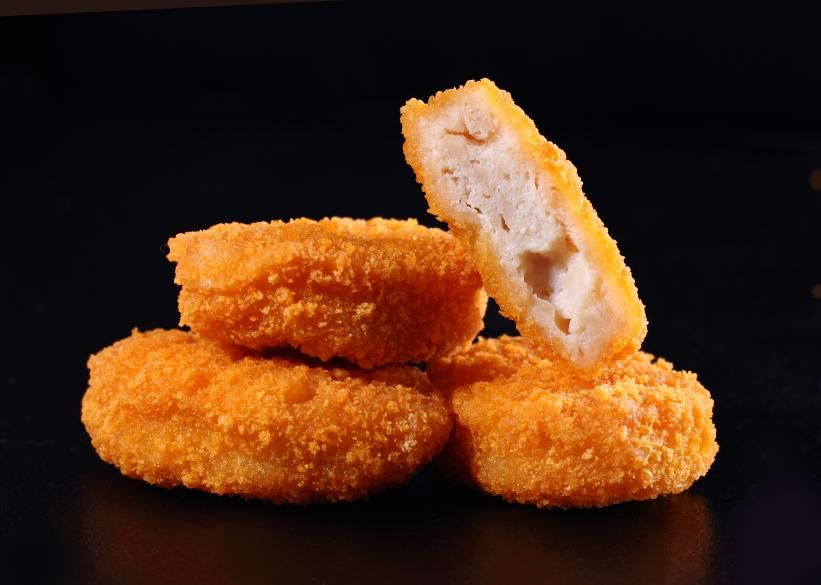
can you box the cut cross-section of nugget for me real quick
[428,336,718,508]
[82,329,453,503]
[402,79,647,368]
[168,217,487,369]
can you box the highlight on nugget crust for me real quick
[82,329,453,503]
[168,217,487,369]
[401,79,647,369]
[428,336,717,508]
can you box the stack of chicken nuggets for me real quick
[82,79,717,508]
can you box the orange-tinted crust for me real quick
[167,217,487,369]
[428,336,717,508]
[401,79,647,368]
[82,329,453,503]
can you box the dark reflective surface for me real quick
[70,469,714,585]
[1,4,819,584]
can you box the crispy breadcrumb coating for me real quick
[167,217,487,369]
[82,329,452,503]
[401,79,647,369]
[428,336,717,508]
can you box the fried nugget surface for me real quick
[428,336,717,508]
[82,329,452,503]
[168,217,487,369]
[402,79,646,369]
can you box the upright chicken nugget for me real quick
[82,329,452,503]
[402,79,646,368]
[428,336,717,508]
[168,217,487,369]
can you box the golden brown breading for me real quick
[82,329,452,503]
[427,336,717,508]
[167,217,487,369]
[401,79,647,369]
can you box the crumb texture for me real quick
[167,217,486,369]
[82,329,453,503]
[401,79,647,368]
[428,336,718,508]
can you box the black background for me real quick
[1,3,819,584]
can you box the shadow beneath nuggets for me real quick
[448,488,715,585]
[72,466,715,585]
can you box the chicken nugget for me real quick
[167,217,487,369]
[82,329,452,503]
[427,336,717,508]
[401,79,647,369]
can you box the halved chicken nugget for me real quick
[427,336,717,508]
[82,329,452,503]
[168,217,487,369]
[402,79,646,368]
